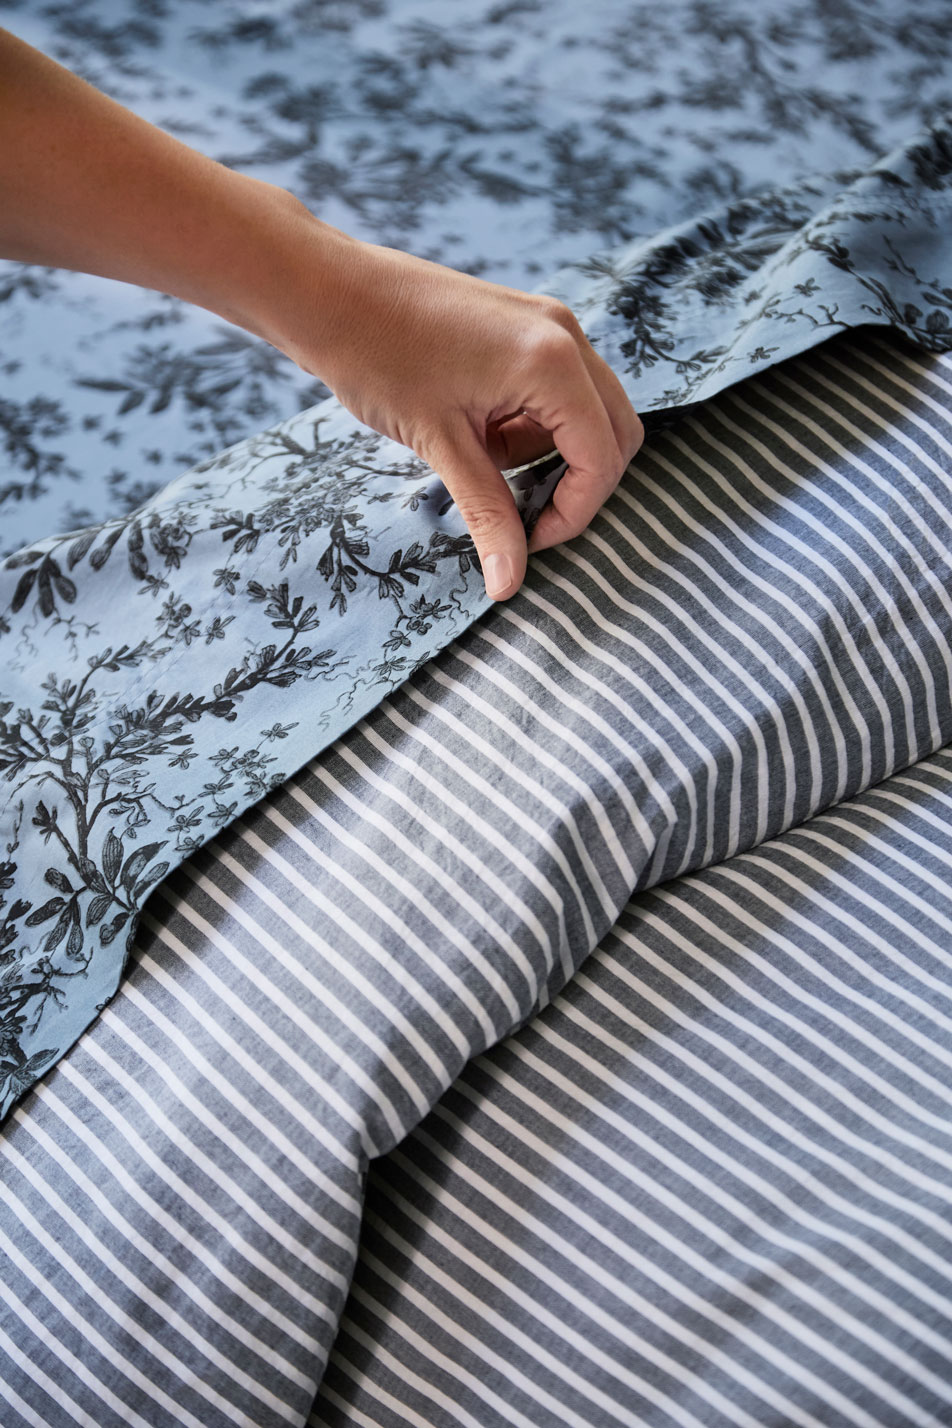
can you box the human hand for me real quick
[259,230,644,600]
[0,24,641,600]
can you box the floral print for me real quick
[2,0,952,553]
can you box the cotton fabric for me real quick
[5,126,952,1115]
[4,329,952,1425]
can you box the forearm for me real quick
[0,26,642,600]
[0,26,356,342]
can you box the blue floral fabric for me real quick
[3,119,952,1118]
[3,0,952,555]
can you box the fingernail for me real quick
[483,553,512,600]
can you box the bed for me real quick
[3,3,952,1425]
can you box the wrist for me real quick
[218,178,363,368]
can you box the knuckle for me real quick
[602,434,627,487]
[455,500,508,540]
[534,293,577,329]
[525,321,578,366]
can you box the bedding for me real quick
[4,1,952,1426]
[318,741,952,1428]
[5,328,952,1426]
[4,0,952,551]
[6,125,952,1117]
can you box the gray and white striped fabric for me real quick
[3,325,952,1426]
[318,747,952,1428]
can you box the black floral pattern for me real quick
[0,402,512,1117]
[2,0,952,553]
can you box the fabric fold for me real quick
[3,118,952,1118]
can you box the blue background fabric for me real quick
[3,0,952,548]
[4,126,952,1117]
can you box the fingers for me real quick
[515,327,633,555]
[427,420,529,601]
[428,311,644,601]
[580,341,645,486]
[527,314,644,555]
[485,410,554,471]
[351,272,643,602]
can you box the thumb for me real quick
[429,423,528,602]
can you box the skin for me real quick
[0,27,643,599]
